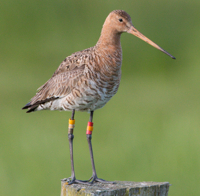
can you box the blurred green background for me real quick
[1,0,200,195]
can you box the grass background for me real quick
[1,0,200,195]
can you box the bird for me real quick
[22,10,175,184]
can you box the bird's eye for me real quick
[119,18,123,22]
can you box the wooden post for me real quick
[61,181,170,196]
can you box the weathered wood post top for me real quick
[61,181,170,196]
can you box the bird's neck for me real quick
[95,25,122,54]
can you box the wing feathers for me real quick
[22,47,93,112]
[22,64,86,112]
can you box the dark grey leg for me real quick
[67,109,76,183]
[62,109,88,185]
[86,111,115,184]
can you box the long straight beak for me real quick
[128,26,176,59]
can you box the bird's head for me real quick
[104,10,175,59]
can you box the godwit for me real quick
[22,10,175,184]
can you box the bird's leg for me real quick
[67,109,76,183]
[86,111,115,184]
[62,109,88,185]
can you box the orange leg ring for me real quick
[86,122,93,135]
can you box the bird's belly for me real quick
[58,79,120,112]
[36,84,119,112]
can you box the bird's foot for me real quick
[87,174,116,184]
[61,177,89,185]
[61,175,115,185]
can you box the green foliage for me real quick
[1,1,200,196]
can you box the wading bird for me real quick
[22,10,175,184]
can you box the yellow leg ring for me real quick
[69,118,75,124]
